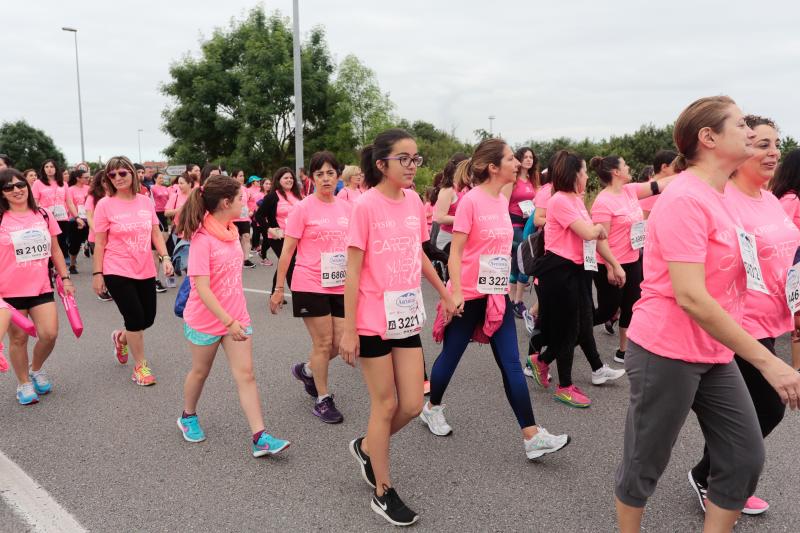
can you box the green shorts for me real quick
[183,323,252,346]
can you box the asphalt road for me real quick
[0,260,797,532]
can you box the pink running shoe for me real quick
[742,495,769,515]
[111,330,129,365]
[528,353,550,388]
[260,258,273,267]
[554,385,591,408]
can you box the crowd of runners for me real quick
[1,95,800,530]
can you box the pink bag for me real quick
[55,277,84,338]
[9,305,38,338]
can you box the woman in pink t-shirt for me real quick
[340,129,455,526]
[175,175,290,457]
[230,170,255,269]
[420,138,570,459]
[32,159,76,260]
[588,155,677,363]
[0,168,73,405]
[336,165,365,204]
[246,176,265,254]
[165,173,196,229]
[93,156,173,387]
[270,152,353,424]
[615,97,800,533]
[528,151,625,409]
[66,168,90,274]
[432,153,470,254]
[150,172,171,231]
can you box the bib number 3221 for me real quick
[383,287,426,340]
[477,254,511,294]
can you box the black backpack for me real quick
[517,229,545,277]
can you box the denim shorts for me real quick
[183,323,252,346]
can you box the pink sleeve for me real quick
[550,195,582,229]
[779,194,800,229]
[165,191,177,210]
[346,201,369,251]
[46,211,62,236]
[590,195,612,223]
[187,234,211,277]
[94,200,110,233]
[148,200,158,225]
[31,180,42,202]
[419,195,430,243]
[452,194,474,234]
[84,196,95,212]
[284,201,305,239]
[654,196,709,263]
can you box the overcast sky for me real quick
[3,0,799,165]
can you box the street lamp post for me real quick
[62,27,86,163]
[292,0,304,178]
[488,115,496,136]
[137,129,143,164]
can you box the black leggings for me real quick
[268,238,295,293]
[593,260,643,329]
[56,220,70,258]
[103,275,157,332]
[691,338,786,486]
[252,221,262,250]
[68,221,89,256]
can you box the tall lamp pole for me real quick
[292,0,304,177]
[488,115,496,136]
[62,27,86,163]
[137,129,143,163]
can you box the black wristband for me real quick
[93,272,103,276]
[650,181,660,195]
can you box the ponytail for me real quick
[175,175,241,239]
[360,128,415,189]
[589,155,621,185]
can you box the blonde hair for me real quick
[453,159,473,191]
[341,165,362,185]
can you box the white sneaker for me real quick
[419,403,453,436]
[525,427,570,459]
[523,365,534,378]
[591,364,626,385]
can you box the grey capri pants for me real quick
[615,341,765,511]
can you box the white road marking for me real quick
[244,288,291,299]
[0,449,87,532]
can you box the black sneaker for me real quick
[155,280,167,293]
[83,244,91,257]
[349,437,376,488]
[604,320,616,335]
[614,350,625,364]
[687,470,708,512]
[371,486,419,527]
[243,260,256,269]
[69,265,78,275]
[97,291,113,302]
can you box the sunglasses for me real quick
[107,170,130,179]
[2,181,27,192]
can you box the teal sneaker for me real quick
[16,382,39,405]
[29,368,52,395]
[177,415,206,443]
[252,432,290,457]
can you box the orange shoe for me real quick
[132,360,156,386]
[111,330,128,365]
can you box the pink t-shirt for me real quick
[166,188,190,228]
[69,185,90,218]
[346,188,429,338]
[534,183,553,210]
[85,195,98,243]
[32,180,69,221]
[184,228,250,336]
[285,195,352,294]
[638,188,658,214]
[509,178,536,227]
[778,193,800,230]
[544,192,591,265]
[439,188,466,234]
[453,186,514,301]
[628,171,747,364]
[0,210,61,298]
[727,183,800,339]
[337,187,363,204]
[590,183,644,265]
[276,192,301,230]
[247,188,264,213]
[151,184,170,213]
[94,195,159,279]
[233,186,250,223]
[424,202,434,233]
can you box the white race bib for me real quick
[735,227,769,294]
[11,228,51,263]
[52,204,68,221]
[786,263,800,313]
[320,251,346,288]
[519,200,534,218]
[477,254,511,294]
[78,205,87,219]
[630,221,646,250]
[583,240,598,271]
[240,206,249,219]
[383,288,426,340]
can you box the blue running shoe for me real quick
[177,415,206,443]
[252,432,290,457]
[29,369,52,395]
[16,383,39,405]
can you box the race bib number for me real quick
[78,205,87,219]
[11,228,51,263]
[735,227,768,294]
[583,240,598,272]
[519,200,534,218]
[630,221,646,250]
[52,204,68,221]
[320,251,346,288]
[383,288,426,340]
[786,263,800,313]
[477,254,511,294]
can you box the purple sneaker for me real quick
[313,396,343,424]
[513,301,526,319]
[291,363,317,398]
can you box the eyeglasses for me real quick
[2,181,27,192]
[107,170,130,179]
[382,155,423,168]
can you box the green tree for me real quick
[782,136,799,157]
[0,120,68,171]
[335,55,394,149]
[161,7,355,175]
